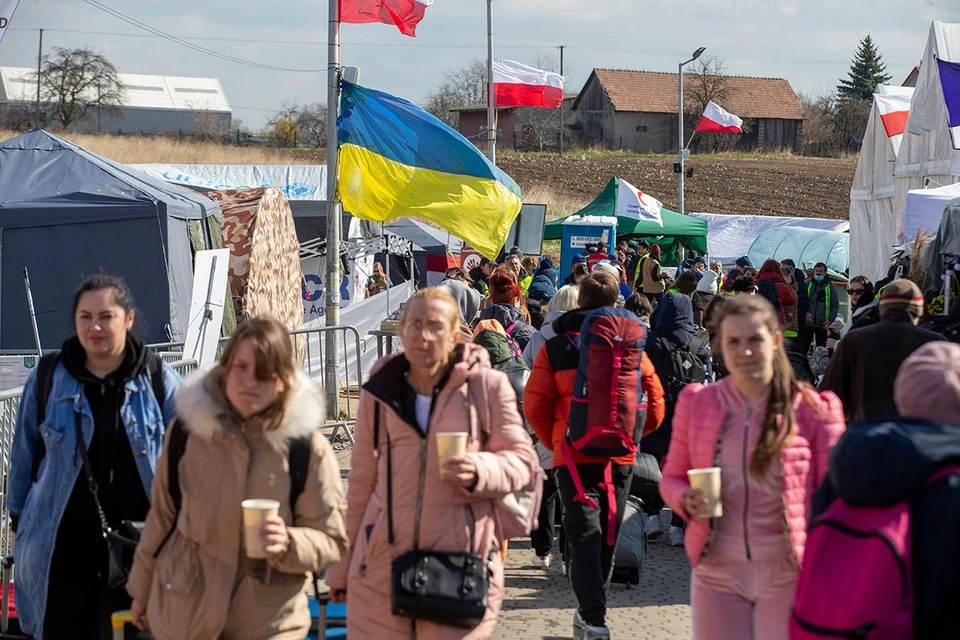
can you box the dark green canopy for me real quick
[544,177,708,266]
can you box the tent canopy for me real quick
[904,182,960,242]
[748,226,849,276]
[0,129,217,349]
[923,198,960,293]
[545,177,707,265]
[385,219,464,287]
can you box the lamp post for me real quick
[677,46,705,215]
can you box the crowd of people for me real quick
[7,238,960,639]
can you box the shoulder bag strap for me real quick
[375,403,396,545]
[72,413,137,547]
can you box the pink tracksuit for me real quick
[660,379,845,640]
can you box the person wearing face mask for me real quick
[804,263,839,352]
[126,316,348,639]
[8,275,182,639]
[659,295,845,639]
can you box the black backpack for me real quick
[648,330,709,404]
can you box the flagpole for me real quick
[685,130,696,149]
[324,0,342,420]
[486,0,496,163]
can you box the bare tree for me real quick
[36,48,124,130]
[422,59,487,128]
[797,90,869,156]
[188,102,229,141]
[294,102,327,148]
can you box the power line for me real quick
[78,0,324,73]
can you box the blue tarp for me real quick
[0,130,218,349]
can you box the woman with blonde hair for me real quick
[659,295,845,640]
[326,287,538,639]
[127,316,348,639]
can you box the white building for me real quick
[0,66,232,135]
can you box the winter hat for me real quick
[506,246,523,259]
[895,342,960,425]
[571,253,586,266]
[735,255,754,269]
[879,279,925,319]
[696,270,719,293]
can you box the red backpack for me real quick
[560,307,647,545]
[791,465,960,639]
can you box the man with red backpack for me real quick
[794,342,960,639]
[524,271,665,640]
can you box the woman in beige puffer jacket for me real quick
[126,317,348,639]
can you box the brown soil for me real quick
[498,153,857,220]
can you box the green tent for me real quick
[544,177,708,266]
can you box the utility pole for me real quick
[485,0,495,163]
[558,45,565,157]
[35,28,43,129]
[324,0,342,420]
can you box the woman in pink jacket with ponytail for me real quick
[660,295,845,640]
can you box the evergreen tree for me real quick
[837,34,892,100]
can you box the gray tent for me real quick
[0,129,217,349]
[924,198,960,295]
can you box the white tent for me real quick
[849,85,914,281]
[690,212,847,268]
[904,182,960,241]
[849,20,960,282]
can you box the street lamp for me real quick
[677,46,706,215]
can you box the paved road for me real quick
[332,443,693,639]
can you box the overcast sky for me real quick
[2,0,959,129]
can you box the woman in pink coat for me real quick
[326,288,538,639]
[659,295,845,640]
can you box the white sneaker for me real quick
[531,553,551,569]
[573,609,586,639]
[584,624,611,640]
[646,514,664,539]
[668,525,685,547]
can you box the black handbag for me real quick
[372,404,490,628]
[74,414,143,590]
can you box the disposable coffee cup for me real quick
[436,433,468,480]
[687,467,723,518]
[241,499,280,559]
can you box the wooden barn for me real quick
[569,69,805,153]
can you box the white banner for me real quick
[301,254,370,323]
[130,163,328,201]
[617,178,663,226]
[0,0,22,45]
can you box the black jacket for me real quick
[819,312,943,422]
[477,303,535,351]
[813,419,960,639]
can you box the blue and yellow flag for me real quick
[337,81,522,258]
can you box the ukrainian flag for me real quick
[338,81,523,258]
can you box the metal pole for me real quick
[324,0,342,420]
[22,267,42,357]
[486,0,496,163]
[36,29,43,128]
[558,45,565,157]
[678,60,684,215]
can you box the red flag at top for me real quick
[339,0,431,37]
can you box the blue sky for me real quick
[2,0,959,128]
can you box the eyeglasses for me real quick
[847,288,865,295]
[400,320,449,340]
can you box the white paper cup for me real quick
[687,467,723,518]
[436,433,468,479]
[241,499,280,559]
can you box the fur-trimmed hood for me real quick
[176,366,325,454]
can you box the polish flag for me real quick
[874,93,911,157]
[695,101,743,133]
[492,60,564,108]
[339,0,431,37]
[617,179,663,227]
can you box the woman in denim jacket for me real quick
[7,275,180,639]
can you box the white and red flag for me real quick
[339,0,431,37]
[695,100,744,133]
[874,93,911,157]
[616,178,663,227]
[492,59,564,108]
